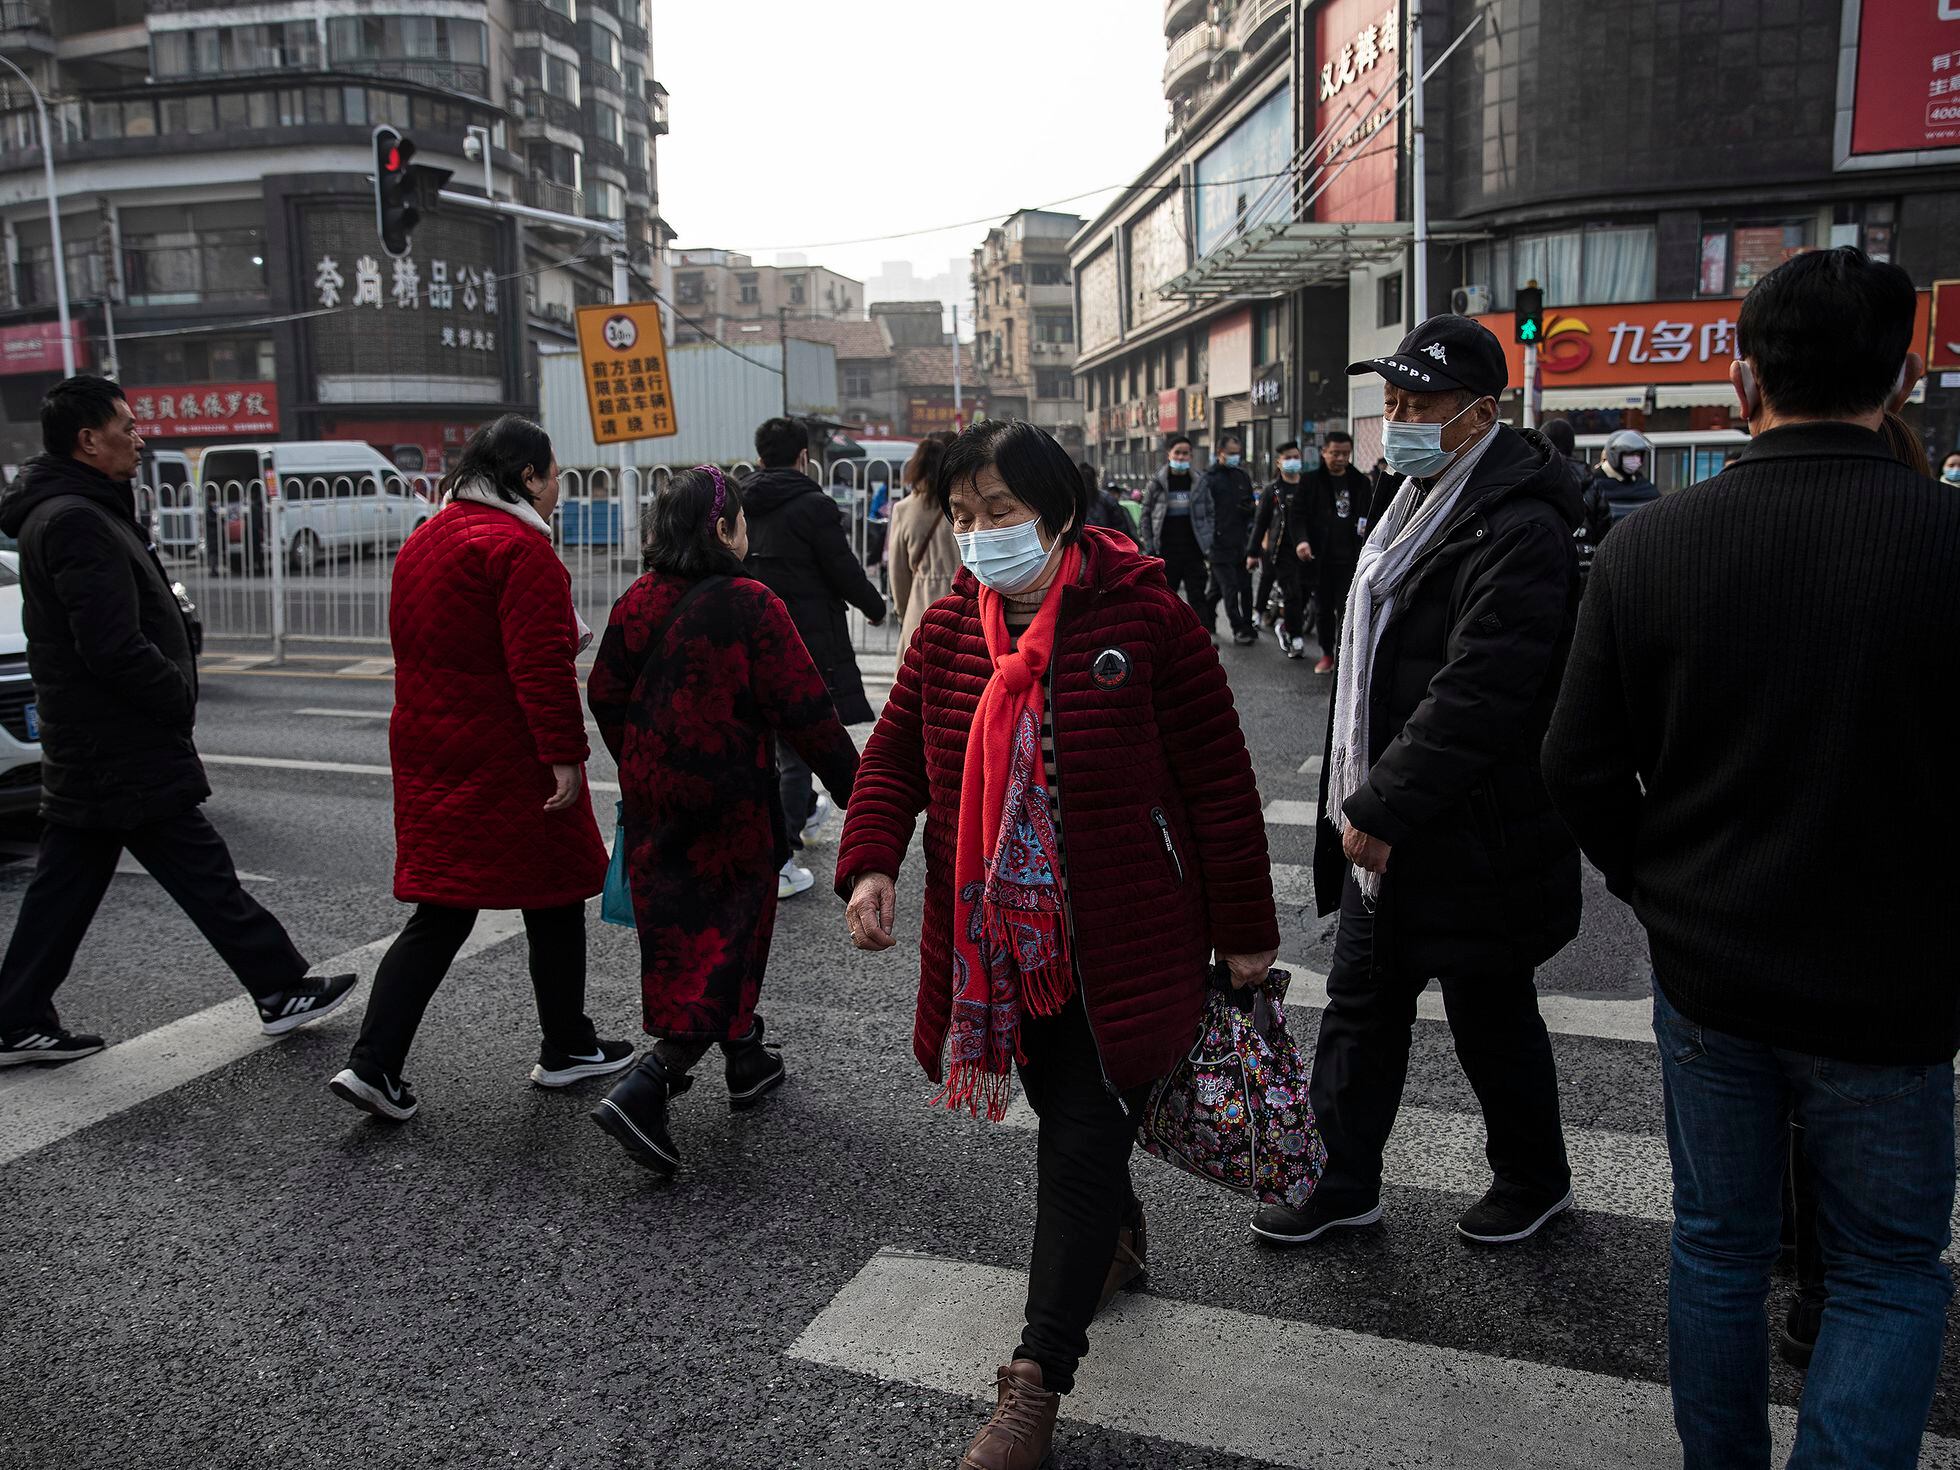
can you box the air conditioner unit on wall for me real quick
[1451,284,1491,316]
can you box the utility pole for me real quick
[1408,1,1428,328]
[778,305,790,416]
[1,54,74,376]
[952,303,962,431]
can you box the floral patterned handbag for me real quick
[1139,967,1327,1209]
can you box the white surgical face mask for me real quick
[1168,457,1190,473]
[1621,453,1645,475]
[1382,398,1485,478]
[1279,457,1303,475]
[956,518,1053,595]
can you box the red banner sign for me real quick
[1850,1,1960,158]
[1314,0,1401,222]
[128,382,280,439]
[1930,282,1960,371]
[0,320,86,377]
[1472,293,1933,387]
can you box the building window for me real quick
[1509,225,1656,307]
[787,275,806,305]
[587,180,624,220]
[1034,314,1074,344]
[1036,369,1075,400]
[541,52,581,105]
[591,100,624,146]
[675,272,703,306]
[1377,272,1403,329]
[1697,218,1813,298]
[117,201,267,306]
[541,0,576,15]
[738,273,759,305]
[843,368,873,398]
[1031,262,1069,286]
[586,23,622,73]
[152,22,319,78]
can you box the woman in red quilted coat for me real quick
[836,420,1278,1470]
[329,417,631,1123]
[585,466,858,1177]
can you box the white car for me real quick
[197,441,434,575]
[0,551,40,817]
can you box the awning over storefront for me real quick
[1654,384,1737,409]
[1158,220,1483,302]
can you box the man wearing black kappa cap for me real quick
[1251,314,1588,1249]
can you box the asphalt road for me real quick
[0,631,1952,1470]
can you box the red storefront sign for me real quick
[1472,293,1933,387]
[0,320,86,376]
[128,383,280,439]
[1314,0,1401,222]
[1930,281,1960,371]
[1158,388,1182,434]
[1849,1,1960,158]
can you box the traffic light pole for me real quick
[1523,342,1540,430]
[437,189,640,555]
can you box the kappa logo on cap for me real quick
[1422,343,1448,363]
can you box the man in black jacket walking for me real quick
[0,377,354,1066]
[1202,432,1259,645]
[741,417,886,898]
[1544,249,1947,1469]
[1298,429,1372,674]
[1249,317,1583,1250]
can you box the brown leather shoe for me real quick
[1096,1203,1147,1316]
[958,1360,1059,1469]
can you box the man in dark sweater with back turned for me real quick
[1543,248,1950,1470]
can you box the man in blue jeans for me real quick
[1543,247,1952,1468]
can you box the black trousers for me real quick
[1254,556,1279,619]
[349,902,596,1078]
[1276,561,1317,642]
[1315,566,1354,658]
[1308,875,1571,1211]
[0,808,308,1033]
[1013,997,1150,1395]
[1206,560,1254,637]
[1161,547,1210,624]
[778,743,815,855]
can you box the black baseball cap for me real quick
[1347,314,1510,399]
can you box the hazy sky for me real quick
[650,0,1170,299]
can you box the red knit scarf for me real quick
[940,546,1082,1120]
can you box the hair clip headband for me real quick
[698,464,728,526]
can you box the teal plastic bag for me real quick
[601,800,634,927]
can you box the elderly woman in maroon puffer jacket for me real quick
[836,419,1278,1470]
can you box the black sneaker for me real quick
[1779,1290,1824,1369]
[722,1017,787,1112]
[1232,630,1258,646]
[328,1061,419,1122]
[1456,1183,1575,1245]
[0,1026,107,1067]
[530,1037,636,1088]
[257,972,359,1036]
[590,1054,681,1175]
[1249,1196,1384,1245]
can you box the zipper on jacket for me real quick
[1045,596,1127,1116]
[1150,807,1184,884]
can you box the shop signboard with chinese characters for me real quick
[129,383,279,439]
[1158,388,1182,434]
[1185,388,1209,430]
[1314,0,1401,223]
[1472,294,1933,387]
[577,302,677,445]
[1844,1,1960,161]
[1250,361,1286,419]
[302,206,507,400]
[0,320,87,377]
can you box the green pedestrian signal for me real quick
[1515,286,1545,347]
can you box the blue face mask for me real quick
[1279,457,1303,475]
[1944,465,1960,486]
[1382,399,1485,478]
[1223,454,1242,468]
[956,518,1054,595]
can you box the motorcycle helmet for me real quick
[1604,428,1652,480]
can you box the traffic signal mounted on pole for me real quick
[372,126,452,259]
[1514,284,1545,346]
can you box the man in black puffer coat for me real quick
[0,377,353,1065]
[1249,317,1584,1251]
[741,418,886,886]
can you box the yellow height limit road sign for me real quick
[577,302,678,444]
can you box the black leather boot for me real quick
[721,1017,787,1112]
[590,1053,682,1175]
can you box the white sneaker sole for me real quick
[1249,1202,1384,1244]
[260,980,356,1037]
[1456,1189,1576,1245]
[328,1068,417,1121]
[530,1050,638,1088]
[0,1042,105,1067]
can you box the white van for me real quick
[0,551,39,816]
[197,441,433,574]
[138,448,199,555]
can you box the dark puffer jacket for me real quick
[1313,426,1585,977]
[0,454,205,828]
[837,526,1279,1093]
[741,465,887,725]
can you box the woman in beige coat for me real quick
[886,431,960,648]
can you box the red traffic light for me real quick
[384,146,402,173]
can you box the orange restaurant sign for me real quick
[1471,292,1932,388]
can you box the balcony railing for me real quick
[517,0,577,46]
[1163,22,1217,98]
[622,163,650,199]
[1163,0,1204,37]
[621,21,649,57]
[524,176,583,217]
[335,57,490,100]
[583,135,625,173]
[583,58,623,97]
[521,88,581,133]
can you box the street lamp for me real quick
[0,53,75,377]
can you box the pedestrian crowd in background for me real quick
[0,245,1952,1470]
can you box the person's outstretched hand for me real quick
[846,873,898,951]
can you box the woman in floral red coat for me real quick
[586,465,858,1176]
